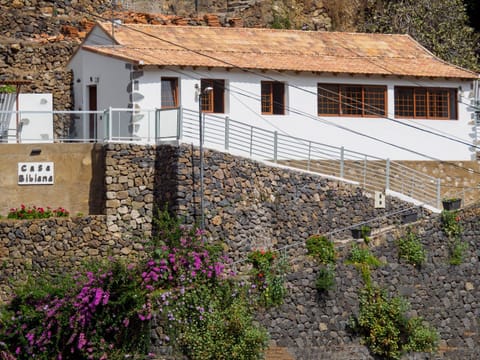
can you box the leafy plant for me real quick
[306,235,337,292]
[449,239,469,265]
[350,286,439,359]
[441,210,468,265]
[396,230,426,267]
[271,11,291,29]
[346,244,382,267]
[441,210,463,239]
[346,244,383,285]
[361,225,372,245]
[315,265,335,292]
[0,85,15,93]
[306,235,336,265]
[0,260,150,359]
[247,248,288,307]
[0,209,270,359]
[360,0,479,71]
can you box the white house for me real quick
[68,21,480,160]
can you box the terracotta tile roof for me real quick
[81,22,479,79]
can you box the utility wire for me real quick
[53,2,480,177]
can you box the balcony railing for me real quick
[1,107,442,209]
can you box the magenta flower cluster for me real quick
[0,260,150,359]
[0,224,233,359]
[141,229,227,292]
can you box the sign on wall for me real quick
[18,162,54,185]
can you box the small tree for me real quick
[360,0,479,71]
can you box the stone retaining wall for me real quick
[1,143,479,358]
[258,209,480,359]
[0,215,146,301]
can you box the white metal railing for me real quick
[0,107,442,208]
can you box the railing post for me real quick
[385,158,390,191]
[436,178,441,209]
[249,127,253,157]
[108,106,113,142]
[178,107,183,141]
[273,131,278,163]
[155,109,160,142]
[147,109,151,143]
[340,146,345,178]
[363,155,367,188]
[307,142,311,171]
[225,116,230,151]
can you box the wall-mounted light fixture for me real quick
[30,148,42,156]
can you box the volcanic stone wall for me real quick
[257,210,480,359]
[1,143,479,359]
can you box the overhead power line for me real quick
[48,1,480,177]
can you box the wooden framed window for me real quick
[261,81,285,115]
[161,77,178,108]
[318,84,386,117]
[394,87,457,120]
[201,79,225,113]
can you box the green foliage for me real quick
[441,210,463,239]
[0,85,15,93]
[271,11,292,29]
[7,205,69,219]
[449,239,469,265]
[247,249,288,307]
[440,210,468,265]
[0,209,270,359]
[405,317,440,354]
[346,244,383,286]
[315,265,335,292]
[396,230,426,267]
[307,235,337,292]
[350,286,439,359]
[0,260,150,359]
[361,225,371,245]
[166,281,268,359]
[306,235,336,265]
[346,244,382,267]
[361,0,479,71]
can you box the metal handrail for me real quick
[0,107,442,208]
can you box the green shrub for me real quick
[0,209,270,359]
[0,85,15,93]
[306,235,337,292]
[350,286,439,359]
[346,244,382,267]
[346,244,383,286]
[449,239,469,265]
[166,281,268,359]
[441,210,462,238]
[306,235,336,265]
[396,230,426,267]
[440,210,468,265]
[247,249,288,307]
[315,265,335,292]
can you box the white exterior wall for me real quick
[136,67,474,161]
[69,49,132,140]
[0,93,53,143]
[69,46,475,160]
